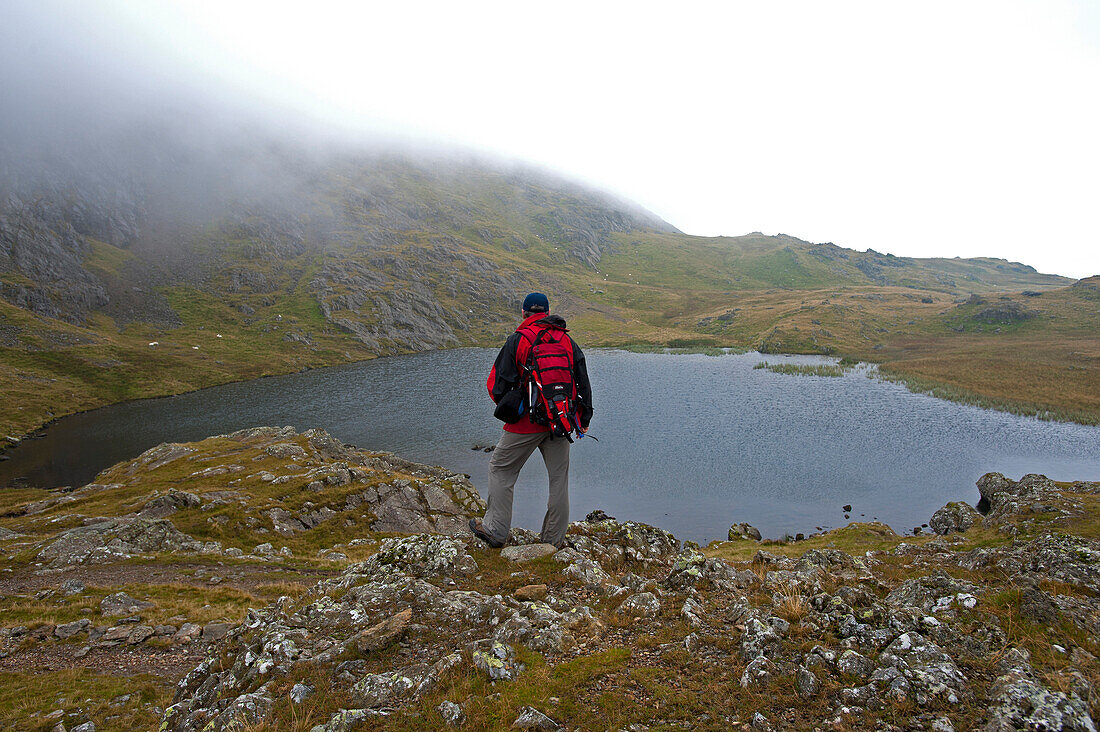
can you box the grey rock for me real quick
[290,683,314,704]
[172,623,202,644]
[310,708,384,731]
[728,522,762,541]
[615,592,660,618]
[349,653,460,708]
[38,518,202,567]
[984,667,1095,732]
[71,723,96,732]
[874,632,966,705]
[138,490,201,519]
[929,502,979,535]
[500,543,557,562]
[472,641,523,682]
[54,618,91,639]
[885,572,981,614]
[562,557,620,596]
[100,592,155,617]
[741,656,777,687]
[60,579,85,595]
[837,649,874,678]
[202,622,231,641]
[352,534,478,578]
[98,626,132,646]
[512,706,561,730]
[127,625,155,644]
[795,666,820,698]
[437,700,465,727]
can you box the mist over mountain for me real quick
[1,3,1094,439]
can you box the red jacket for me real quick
[487,313,593,433]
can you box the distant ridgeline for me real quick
[0,121,1096,437]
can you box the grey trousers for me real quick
[483,430,570,547]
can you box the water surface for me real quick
[3,349,1097,542]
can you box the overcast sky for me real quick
[4,1,1099,278]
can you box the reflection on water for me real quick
[3,349,1098,542]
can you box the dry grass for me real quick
[774,582,809,622]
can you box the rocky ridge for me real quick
[1,427,1098,730]
[152,469,1098,731]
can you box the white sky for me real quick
[11,1,1100,277]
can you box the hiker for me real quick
[469,292,593,549]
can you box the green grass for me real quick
[753,361,850,377]
[0,669,168,731]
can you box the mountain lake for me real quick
[3,348,1098,543]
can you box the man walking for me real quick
[469,292,593,548]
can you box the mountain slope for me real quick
[0,126,1094,440]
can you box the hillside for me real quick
[1,126,1096,443]
[0,427,1097,729]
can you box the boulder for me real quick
[728,522,763,541]
[873,632,966,705]
[615,592,660,618]
[929,502,979,535]
[100,592,155,617]
[976,472,1062,523]
[350,608,411,654]
[500,543,557,562]
[514,584,548,602]
[438,700,465,727]
[512,706,561,730]
[471,641,523,682]
[138,490,200,519]
[984,667,1095,732]
[54,618,91,639]
[38,518,202,567]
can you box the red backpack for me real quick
[516,322,582,440]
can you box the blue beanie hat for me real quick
[522,292,549,313]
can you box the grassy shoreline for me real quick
[3,340,1097,455]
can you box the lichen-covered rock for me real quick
[352,534,478,579]
[741,655,777,687]
[138,489,200,519]
[984,666,1096,732]
[350,653,460,707]
[977,472,1063,523]
[471,641,523,681]
[885,572,981,614]
[308,708,384,732]
[100,591,155,617]
[565,517,679,564]
[615,592,660,618]
[560,555,620,596]
[929,501,979,535]
[837,649,874,678]
[795,666,820,698]
[873,632,966,705]
[437,700,465,727]
[513,706,562,730]
[729,522,763,541]
[37,518,203,567]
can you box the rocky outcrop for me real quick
[36,517,203,568]
[929,501,980,535]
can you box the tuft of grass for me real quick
[753,361,850,377]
